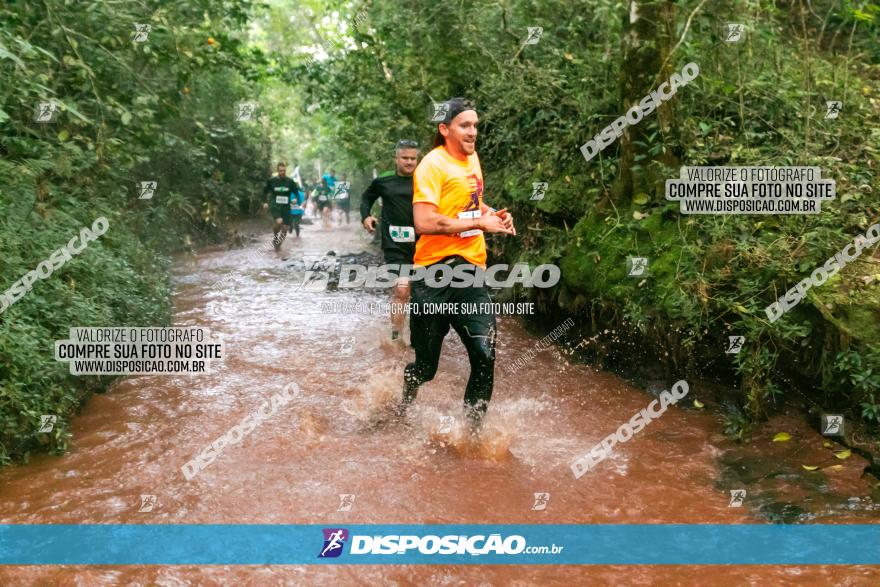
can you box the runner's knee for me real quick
[392,279,410,301]
[472,341,494,367]
[463,327,495,368]
[405,361,437,385]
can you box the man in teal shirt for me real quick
[288,180,307,237]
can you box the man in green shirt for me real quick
[333,173,352,225]
[261,162,302,251]
[314,177,333,229]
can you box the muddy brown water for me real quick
[0,219,877,585]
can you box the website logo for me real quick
[724,23,744,43]
[729,489,747,507]
[822,414,844,436]
[531,492,550,511]
[38,415,57,433]
[531,181,548,200]
[725,335,744,354]
[825,100,842,119]
[139,180,157,200]
[319,528,349,558]
[627,256,648,277]
[525,27,543,45]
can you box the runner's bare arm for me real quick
[413,202,514,235]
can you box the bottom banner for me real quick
[0,524,877,564]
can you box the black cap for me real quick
[435,97,476,125]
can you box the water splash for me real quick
[341,366,404,427]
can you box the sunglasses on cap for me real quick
[396,139,418,149]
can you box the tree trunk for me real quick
[613,0,680,204]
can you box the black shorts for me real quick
[271,208,291,226]
[335,199,351,211]
[383,248,415,278]
[409,256,494,324]
[405,256,496,414]
[316,200,331,210]
[383,247,413,266]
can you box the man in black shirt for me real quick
[360,140,420,341]
[261,162,302,251]
[314,177,333,229]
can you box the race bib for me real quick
[318,195,328,202]
[458,210,482,238]
[275,195,289,204]
[389,225,415,243]
[337,193,349,200]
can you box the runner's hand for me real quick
[363,216,378,233]
[478,214,515,235]
[262,202,268,210]
[494,208,516,236]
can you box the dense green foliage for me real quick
[282,0,880,433]
[1,0,878,465]
[0,0,268,463]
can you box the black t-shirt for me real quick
[314,185,331,202]
[263,176,301,209]
[360,174,417,260]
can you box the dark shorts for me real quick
[383,248,415,279]
[316,200,331,211]
[405,256,496,415]
[335,199,351,211]
[409,264,495,332]
[271,208,291,226]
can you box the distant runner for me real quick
[361,140,420,342]
[288,177,307,237]
[304,177,319,218]
[314,177,333,229]
[261,162,302,251]
[333,173,352,225]
[399,98,516,431]
[322,168,337,192]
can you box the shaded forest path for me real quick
[0,218,877,585]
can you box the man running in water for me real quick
[361,140,420,342]
[304,177,319,218]
[288,176,307,237]
[400,98,516,430]
[261,162,302,251]
[334,173,352,225]
[314,177,333,228]
[322,168,337,201]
